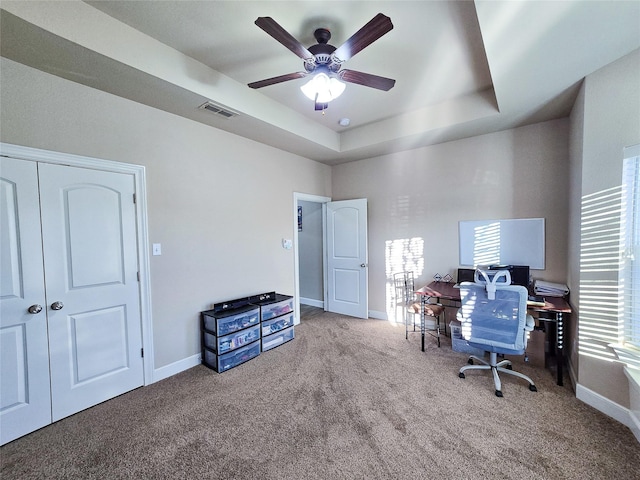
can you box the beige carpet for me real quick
[2,310,639,479]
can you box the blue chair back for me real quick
[458,282,529,353]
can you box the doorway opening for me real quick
[293,194,369,322]
[293,193,330,323]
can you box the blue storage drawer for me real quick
[261,312,294,336]
[203,339,261,372]
[201,305,259,336]
[203,324,260,355]
[262,326,295,352]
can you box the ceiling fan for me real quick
[248,13,396,111]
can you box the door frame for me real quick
[293,192,331,324]
[0,142,154,385]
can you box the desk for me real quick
[528,296,571,386]
[415,281,571,386]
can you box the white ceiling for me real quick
[1,1,639,165]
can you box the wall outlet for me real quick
[282,238,292,250]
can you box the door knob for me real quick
[361,263,367,268]
[51,301,64,311]
[28,304,43,314]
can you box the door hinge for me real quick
[141,348,144,358]
[137,271,140,282]
[133,193,137,204]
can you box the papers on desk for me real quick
[534,280,569,297]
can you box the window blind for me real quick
[579,185,624,361]
[621,148,640,349]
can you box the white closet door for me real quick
[0,158,51,445]
[38,163,144,422]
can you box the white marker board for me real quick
[458,218,545,269]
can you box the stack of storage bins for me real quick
[201,298,261,372]
[250,292,295,352]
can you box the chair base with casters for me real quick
[459,351,537,397]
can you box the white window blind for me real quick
[621,147,640,349]
[579,145,640,368]
[579,185,623,361]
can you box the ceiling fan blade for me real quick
[255,17,314,61]
[248,72,308,89]
[339,69,396,91]
[332,13,393,62]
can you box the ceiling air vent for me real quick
[198,101,238,119]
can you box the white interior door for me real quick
[0,158,52,445]
[326,199,368,318]
[38,163,144,421]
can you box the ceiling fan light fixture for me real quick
[300,72,345,103]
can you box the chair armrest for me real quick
[525,314,535,332]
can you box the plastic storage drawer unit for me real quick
[261,312,294,336]
[250,293,294,321]
[203,324,260,355]
[262,326,295,352]
[201,304,259,337]
[203,339,261,372]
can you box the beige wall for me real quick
[0,58,331,370]
[569,49,640,408]
[332,120,570,319]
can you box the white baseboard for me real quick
[152,353,201,383]
[366,310,439,330]
[624,368,640,443]
[628,402,640,443]
[300,297,323,308]
[630,413,640,443]
[368,310,387,320]
[576,382,638,442]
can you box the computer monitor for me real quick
[488,265,530,287]
[458,265,530,287]
[457,268,475,284]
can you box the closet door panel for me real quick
[0,157,51,446]
[38,163,144,422]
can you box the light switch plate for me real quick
[282,238,292,250]
[152,243,162,256]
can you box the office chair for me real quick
[457,269,537,397]
[395,271,444,347]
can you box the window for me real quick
[621,147,640,349]
[611,145,640,370]
[580,144,640,369]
